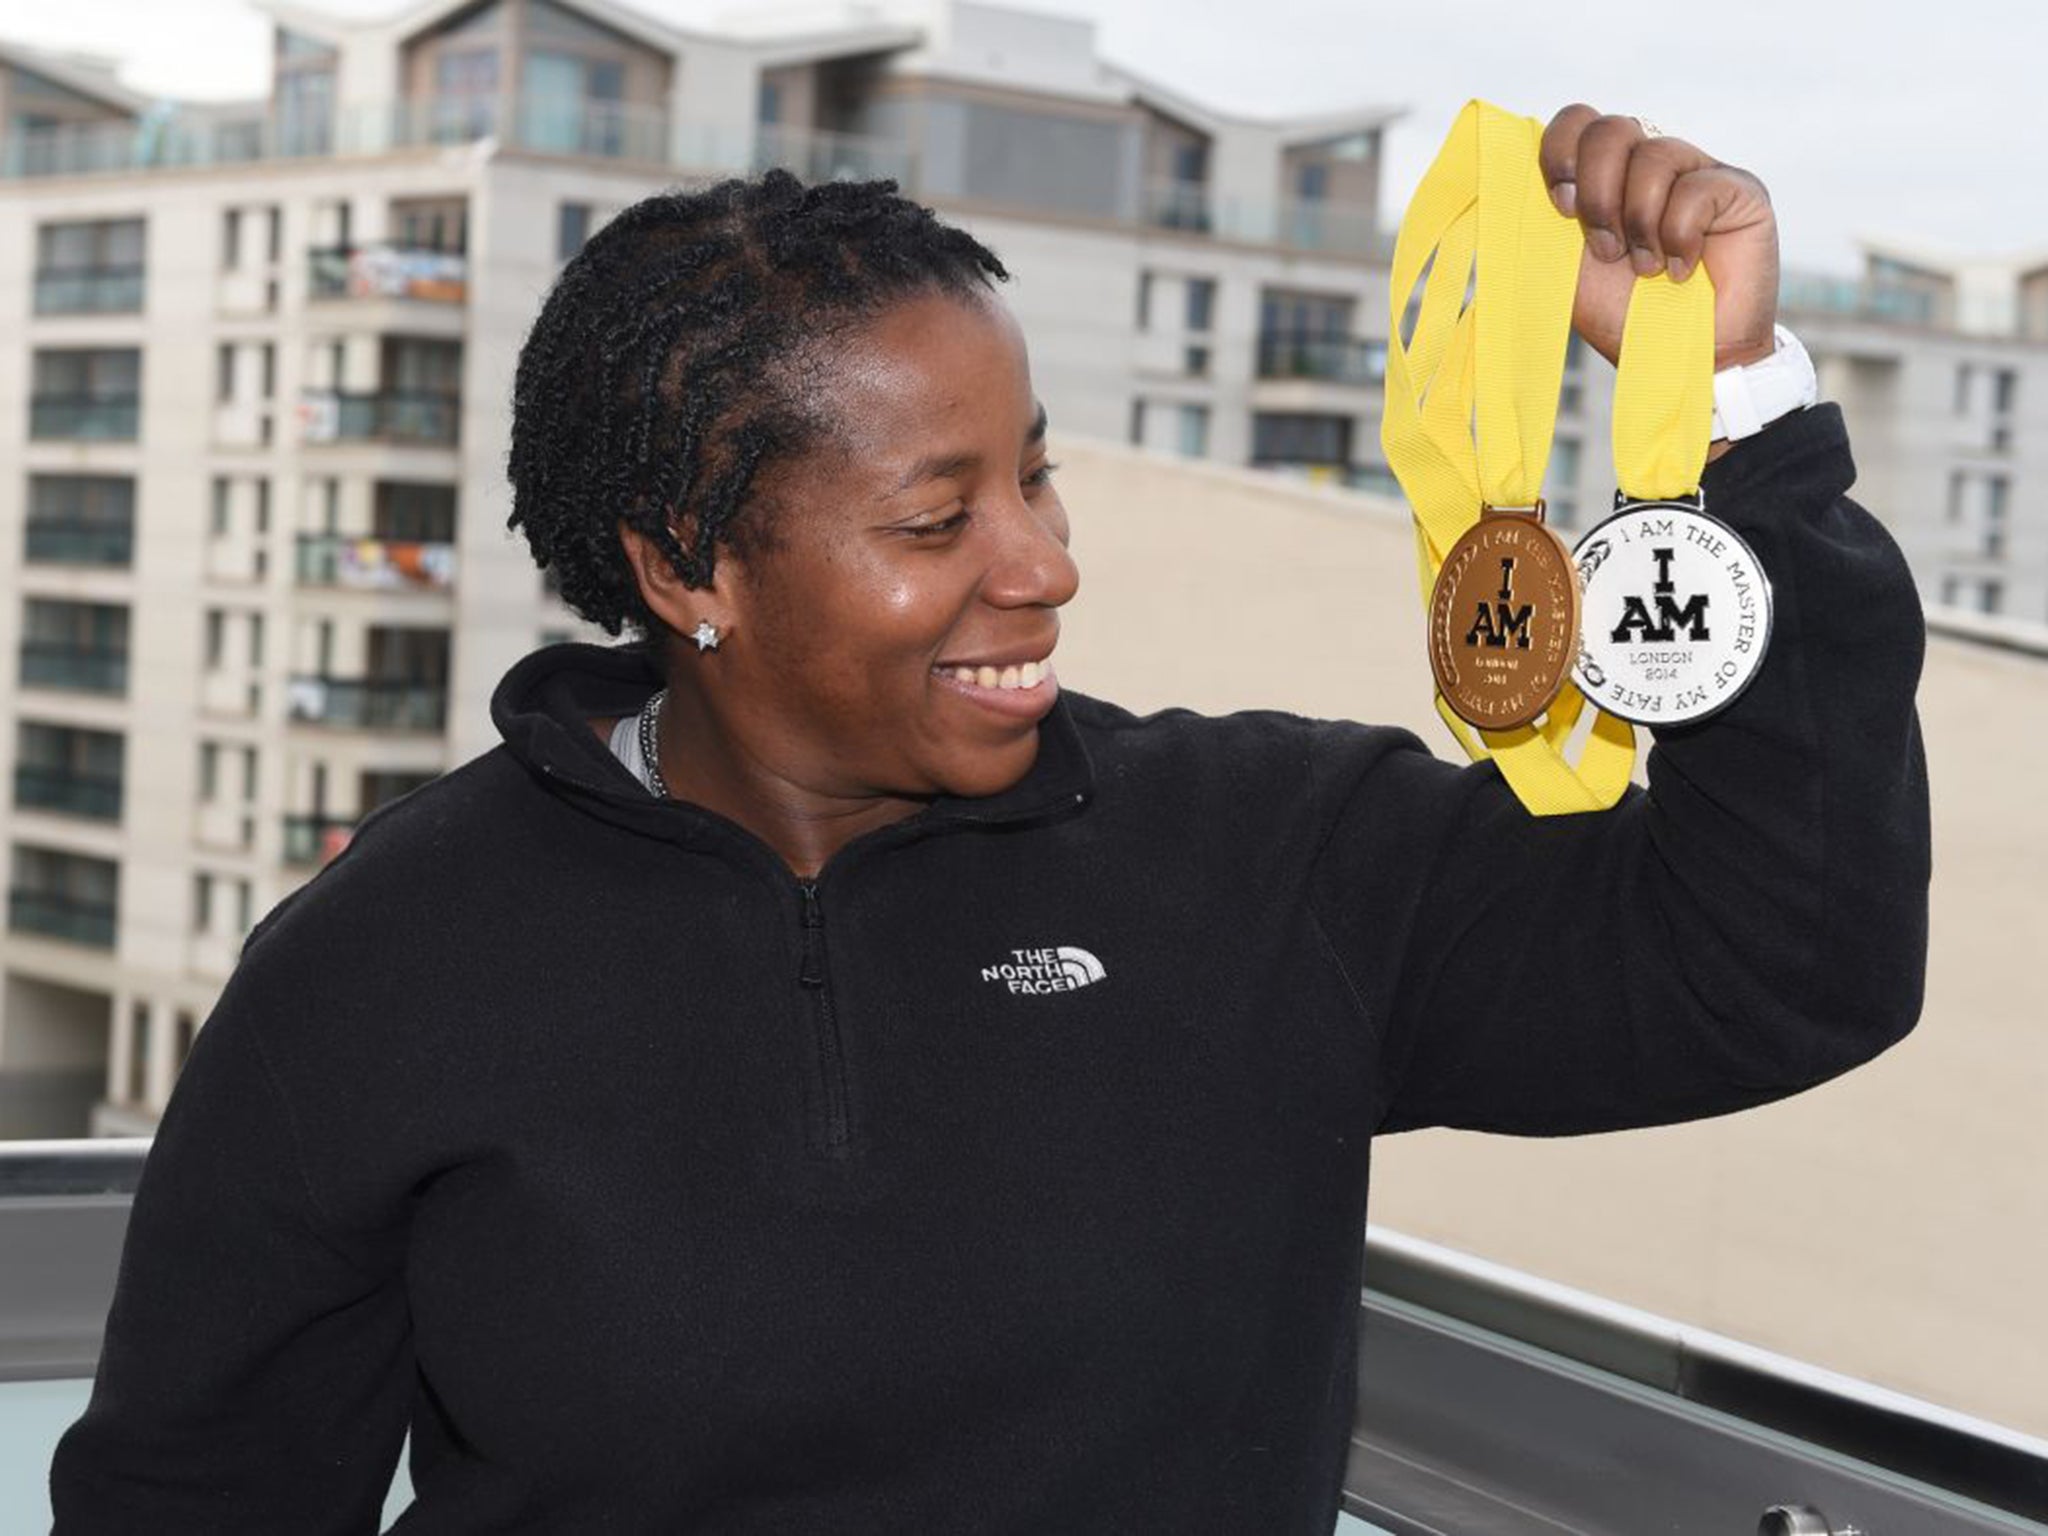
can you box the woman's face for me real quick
[707,286,1080,804]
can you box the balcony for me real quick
[22,519,133,568]
[286,676,447,732]
[18,645,126,696]
[1142,176,1213,234]
[295,534,457,591]
[13,767,121,822]
[31,267,144,315]
[753,123,916,186]
[298,390,458,448]
[5,890,116,949]
[1780,269,1939,326]
[28,396,139,442]
[1257,332,1387,387]
[2,1146,2044,1532]
[281,814,355,867]
[308,244,466,305]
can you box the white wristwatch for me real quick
[1711,322,1819,442]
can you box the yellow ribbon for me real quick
[1381,99,1716,815]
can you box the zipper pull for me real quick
[797,881,825,987]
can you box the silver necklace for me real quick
[636,688,671,800]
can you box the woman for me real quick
[51,106,1928,1532]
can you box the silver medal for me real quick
[1570,492,1773,726]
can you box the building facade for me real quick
[0,0,1411,1136]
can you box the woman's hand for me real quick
[1539,104,1780,378]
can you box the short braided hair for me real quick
[506,169,1011,638]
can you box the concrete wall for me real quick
[1043,431,2048,1441]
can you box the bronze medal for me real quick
[1427,501,1581,731]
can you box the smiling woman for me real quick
[48,159,1930,1535]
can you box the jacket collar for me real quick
[490,639,1096,852]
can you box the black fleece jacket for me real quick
[50,402,1928,1534]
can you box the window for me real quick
[1993,368,2017,413]
[193,872,213,932]
[205,610,225,668]
[1185,277,1216,334]
[1136,271,1153,331]
[222,207,241,270]
[30,348,141,440]
[1184,345,1210,377]
[759,80,783,124]
[1252,411,1351,465]
[255,478,271,534]
[1297,162,1329,201]
[249,613,265,669]
[1129,398,1146,447]
[1550,435,1582,492]
[26,476,135,566]
[127,1002,149,1103]
[1953,363,1972,415]
[267,207,282,263]
[260,343,276,399]
[1177,403,1210,459]
[217,344,235,403]
[1979,579,2003,615]
[33,218,145,313]
[211,478,231,535]
[1171,140,1207,184]
[558,201,593,262]
[235,879,253,933]
[242,746,258,800]
[199,741,219,799]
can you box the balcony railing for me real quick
[29,396,139,442]
[1256,332,1387,386]
[5,889,116,948]
[13,766,122,821]
[295,534,457,591]
[281,814,356,867]
[298,390,458,448]
[32,266,145,314]
[4,1154,2045,1533]
[18,644,127,695]
[286,675,447,732]
[1779,268,1939,326]
[23,520,134,567]
[752,123,917,186]
[308,245,467,305]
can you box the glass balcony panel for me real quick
[17,646,127,695]
[22,521,134,567]
[299,391,458,447]
[13,766,122,821]
[307,245,466,304]
[28,397,139,442]
[31,268,145,315]
[295,534,457,591]
[5,889,116,948]
[286,676,447,732]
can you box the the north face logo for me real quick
[980,946,1107,994]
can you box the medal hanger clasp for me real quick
[1480,497,1548,523]
[1612,486,1705,513]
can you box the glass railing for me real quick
[31,267,144,314]
[299,390,458,447]
[1256,332,1387,385]
[2,1146,2042,1533]
[5,891,116,949]
[12,767,121,822]
[18,644,127,695]
[308,244,467,304]
[28,396,139,442]
[285,675,447,732]
[295,533,457,591]
[23,520,133,567]
[1779,268,1940,326]
[753,123,917,186]
[280,814,356,867]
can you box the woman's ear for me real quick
[617,514,734,640]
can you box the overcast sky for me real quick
[1,0,2037,274]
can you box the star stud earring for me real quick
[690,620,722,652]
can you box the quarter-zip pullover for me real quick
[51,402,1929,1534]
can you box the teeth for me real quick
[939,659,1052,689]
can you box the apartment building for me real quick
[0,0,1412,1137]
